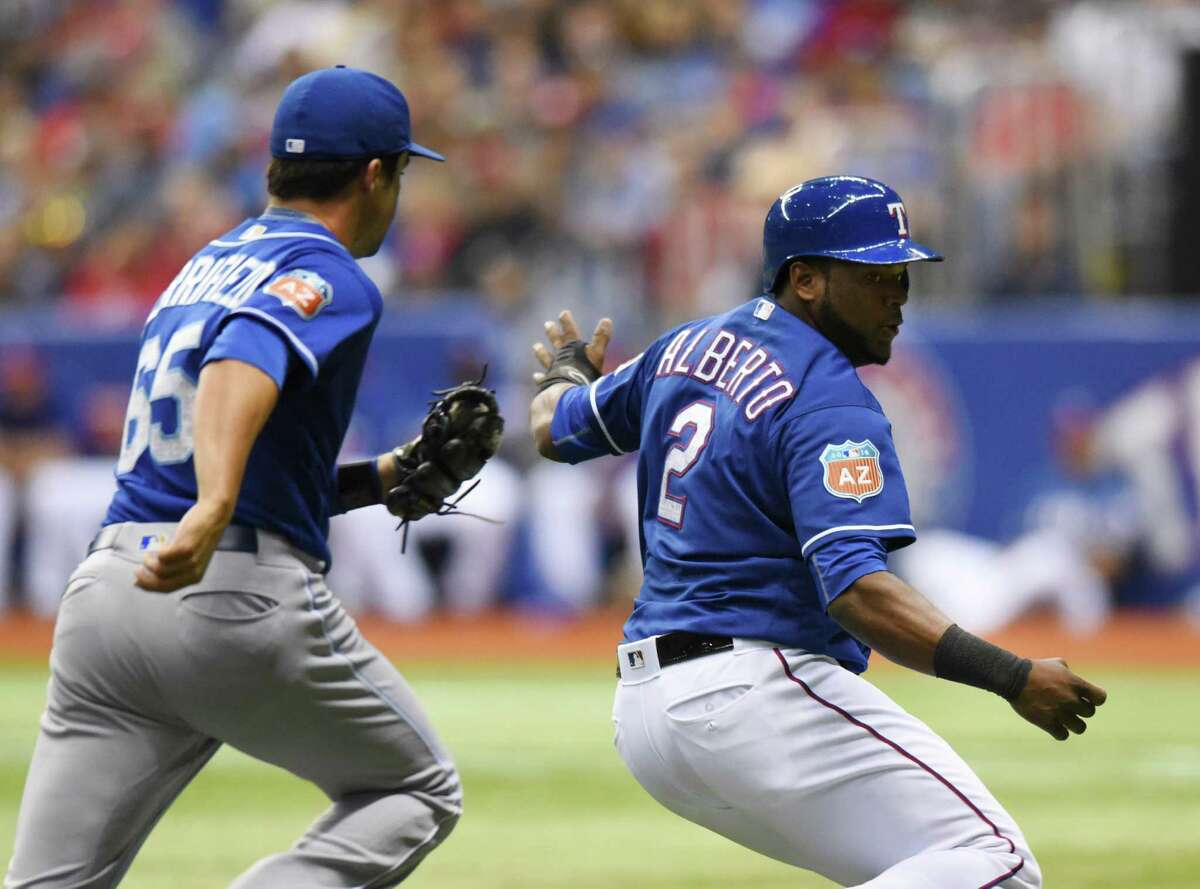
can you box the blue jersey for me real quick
[551,297,916,672]
[104,207,383,563]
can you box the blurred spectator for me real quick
[327,459,523,621]
[21,456,114,616]
[0,345,71,607]
[4,0,1200,322]
[74,382,130,457]
[0,346,70,483]
[0,469,13,609]
[890,525,1116,636]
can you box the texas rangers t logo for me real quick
[819,439,884,502]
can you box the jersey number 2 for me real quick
[117,321,204,474]
[657,401,715,528]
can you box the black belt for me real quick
[88,524,259,556]
[617,632,734,677]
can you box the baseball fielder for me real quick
[529,176,1106,888]
[6,67,503,888]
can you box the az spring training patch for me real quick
[263,269,332,319]
[819,439,884,502]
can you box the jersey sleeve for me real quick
[806,534,889,610]
[223,255,380,384]
[779,404,916,559]
[203,314,295,389]
[549,350,652,464]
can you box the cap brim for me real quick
[827,240,943,263]
[407,142,445,162]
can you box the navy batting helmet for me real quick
[761,176,942,293]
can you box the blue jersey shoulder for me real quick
[106,209,384,564]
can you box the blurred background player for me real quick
[890,525,1114,637]
[888,397,1139,637]
[0,347,71,611]
[529,177,1106,888]
[327,457,522,621]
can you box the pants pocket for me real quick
[665,682,755,723]
[59,574,98,605]
[176,591,283,672]
[180,591,280,621]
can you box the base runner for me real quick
[528,176,1106,888]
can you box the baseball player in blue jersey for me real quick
[529,176,1107,888]
[6,67,503,888]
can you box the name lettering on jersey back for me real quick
[146,253,278,322]
[655,325,796,421]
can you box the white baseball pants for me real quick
[613,638,1040,888]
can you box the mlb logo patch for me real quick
[239,224,268,241]
[139,533,169,551]
[263,269,333,319]
[627,650,646,670]
[285,138,306,154]
[819,439,884,502]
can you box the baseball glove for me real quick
[385,374,505,530]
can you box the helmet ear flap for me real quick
[768,259,794,297]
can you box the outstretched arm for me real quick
[529,310,612,461]
[530,384,573,462]
[830,570,1107,740]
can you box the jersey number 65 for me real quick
[116,320,205,474]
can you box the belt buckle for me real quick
[696,636,726,656]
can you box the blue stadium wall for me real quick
[3,299,1198,609]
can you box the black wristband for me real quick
[537,341,601,392]
[336,459,383,512]
[932,624,1033,701]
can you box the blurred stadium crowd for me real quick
[4,0,1200,331]
[4,0,1200,623]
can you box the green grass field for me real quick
[1,661,1197,888]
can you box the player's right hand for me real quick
[531,310,613,386]
[1009,658,1107,741]
[135,499,231,592]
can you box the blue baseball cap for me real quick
[270,66,445,162]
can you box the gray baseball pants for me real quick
[5,522,461,889]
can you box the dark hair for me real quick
[772,255,831,298]
[267,154,402,201]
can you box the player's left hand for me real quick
[1010,658,1108,741]
[384,378,505,523]
[532,310,612,388]
[135,499,230,592]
